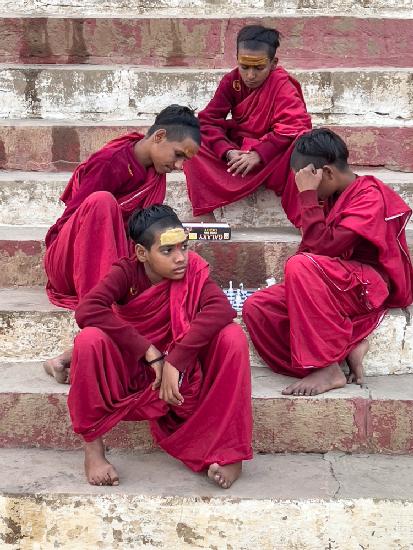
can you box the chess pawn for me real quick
[235,288,242,309]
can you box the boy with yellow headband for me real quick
[68,204,253,489]
[184,24,312,226]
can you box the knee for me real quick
[284,254,312,282]
[83,191,119,212]
[242,290,261,331]
[216,322,248,353]
[74,326,107,349]
[242,293,260,326]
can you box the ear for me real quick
[272,56,279,68]
[153,128,167,143]
[322,165,335,180]
[135,243,147,263]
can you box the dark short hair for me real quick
[237,25,280,60]
[128,204,183,249]
[146,105,201,145]
[291,128,350,171]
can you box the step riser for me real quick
[1,176,413,229]
[0,178,292,228]
[2,237,413,291]
[0,389,412,454]
[1,494,412,549]
[0,124,412,171]
[1,17,412,69]
[0,239,301,287]
[0,68,411,125]
[1,308,411,376]
[0,0,410,15]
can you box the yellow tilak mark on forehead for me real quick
[238,54,268,66]
[160,228,186,246]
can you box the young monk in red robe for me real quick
[243,129,413,395]
[67,204,253,488]
[184,24,311,224]
[44,105,200,381]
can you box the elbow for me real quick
[74,301,88,328]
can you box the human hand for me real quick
[226,149,243,163]
[159,361,184,406]
[227,150,261,177]
[295,163,323,192]
[145,344,164,390]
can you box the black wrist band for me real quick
[146,354,166,366]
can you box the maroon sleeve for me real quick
[50,159,119,241]
[252,133,294,164]
[198,73,239,160]
[166,278,236,372]
[251,79,311,164]
[75,260,151,359]
[298,190,360,256]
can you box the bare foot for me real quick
[282,363,346,396]
[207,462,242,489]
[43,348,73,384]
[84,438,119,486]
[346,339,369,385]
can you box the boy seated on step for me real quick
[43,105,201,382]
[183,24,311,224]
[243,128,413,396]
[67,204,253,487]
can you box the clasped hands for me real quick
[226,149,261,177]
[145,344,184,407]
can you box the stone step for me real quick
[1,224,413,290]
[0,65,411,125]
[1,17,412,69]
[2,168,412,229]
[0,226,303,287]
[0,120,412,172]
[0,287,411,377]
[1,452,412,550]
[0,362,413,456]
[0,0,411,16]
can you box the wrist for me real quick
[146,353,166,366]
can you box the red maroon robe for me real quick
[243,175,413,377]
[184,66,312,224]
[44,133,166,310]
[68,252,253,472]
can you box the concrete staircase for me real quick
[0,1,412,548]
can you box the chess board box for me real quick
[183,222,231,241]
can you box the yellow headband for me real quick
[238,54,268,66]
[160,227,187,246]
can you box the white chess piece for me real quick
[228,280,234,297]
[266,277,276,287]
[235,288,242,309]
[240,282,247,298]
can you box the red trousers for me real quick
[243,253,389,378]
[45,191,129,309]
[68,323,253,472]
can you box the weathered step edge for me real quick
[0,288,412,377]
[0,122,411,172]
[0,362,413,455]
[0,67,411,126]
[1,16,413,69]
[1,168,412,229]
[1,450,413,549]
